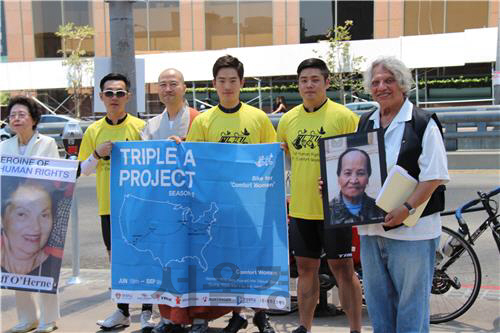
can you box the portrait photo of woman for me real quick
[1,178,63,279]
[319,129,387,228]
[328,148,385,226]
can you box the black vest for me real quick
[357,106,446,217]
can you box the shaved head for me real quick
[158,68,184,84]
[157,68,187,108]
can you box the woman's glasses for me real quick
[102,90,128,98]
[8,112,29,119]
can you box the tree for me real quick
[0,92,8,106]
[55,22,94,118]
[322,20,365,104]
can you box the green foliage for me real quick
[55,22,94,118]
[418,76,491,89]
[0,92,9,106]
[319,20,365,104]
[185,84,300,94]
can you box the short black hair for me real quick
[337,148,372,177]
[212,55,244,80]
[297,58,329,80]
[7,96,40,130]
[99,73,130,91]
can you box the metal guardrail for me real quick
[268,109,500,151]
[437,111,500,151]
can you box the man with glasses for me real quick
[77,73,149,331]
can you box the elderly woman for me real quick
[329,148,385,226]
[0,96,59,333]
[2,180,56,275]
[357,57,449,332]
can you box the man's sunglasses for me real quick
[102,90,128,98]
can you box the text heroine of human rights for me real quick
[1,154,78,293]
[0,155,78,182]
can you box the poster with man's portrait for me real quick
[1,155,78,293]
[319,129,387,228]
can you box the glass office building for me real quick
[2,0,496,61]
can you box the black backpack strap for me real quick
[357,110,376,133]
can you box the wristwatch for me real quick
[403,202,416,215]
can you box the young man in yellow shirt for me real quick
[277,59,362,333]
[186,55,276,333]
[77,73,149,331]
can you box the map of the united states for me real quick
[118,194,218,272]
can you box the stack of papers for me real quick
[375,165,430,227]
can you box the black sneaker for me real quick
[252,311,275,333]
[291,326,308,333]
[222,313,248,333]
[152,322,185,333]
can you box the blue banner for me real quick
[110,141,289,310]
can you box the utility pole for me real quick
[495,18,500,105]
[108,0,137,115]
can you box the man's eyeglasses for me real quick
[102,90,128,98]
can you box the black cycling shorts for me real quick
[290,217,352,260]
[101,215,111,252]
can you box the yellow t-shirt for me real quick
[78,115,145,215]
[186,103,276,144]
[277,99,359,220]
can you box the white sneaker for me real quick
[96,310,130,329]
[10,321,38,333]
[34,322,57,333]
[140,310,155,330]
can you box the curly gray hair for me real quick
[363,56,414,95]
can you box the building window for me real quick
[63,1,94,56]
[239,1,272,47]
[205,1,238,49]
[32,1,94,58]
[337,1,373,40]
[134,1,180,52]
[0,0,7,61]
[404,0,488,36]
[445,1,488,33]
[205,1,273,50]
[300,1,373,43]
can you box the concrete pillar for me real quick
[108,0,137,116]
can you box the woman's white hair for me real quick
[363,56,414,95]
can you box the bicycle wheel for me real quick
[430,226,482,324]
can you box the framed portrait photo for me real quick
[319,129,387,228]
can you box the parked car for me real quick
[345,101,380,114]
[0,114,93,147]
[0,120,10,141]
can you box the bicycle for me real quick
[430,186,500,324]
[268,188,500,323]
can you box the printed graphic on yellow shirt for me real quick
[219,128,251,143]
[291,127,326,150]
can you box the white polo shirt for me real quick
[358,99,450,241]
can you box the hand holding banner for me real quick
[1,155,78,293]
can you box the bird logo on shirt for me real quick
[219,128,251,143]
[291,127,325,149]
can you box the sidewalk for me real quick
[2,269,371,333]
[3,268,494,333]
